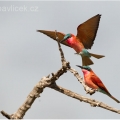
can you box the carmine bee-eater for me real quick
[76,65,120,103]
[37,14,104,66]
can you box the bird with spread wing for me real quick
[37,14,104,66]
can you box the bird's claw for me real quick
[74,53,78,55]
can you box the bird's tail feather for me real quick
[109,95,120,103]
[82,56,94,66]
[90,53,105,59]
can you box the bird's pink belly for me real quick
[67,41,83,53]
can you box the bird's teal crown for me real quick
[76,65,91,71]
[64,33,72,40]
[82,66,91,71]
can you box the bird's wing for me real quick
[90,73,111,96]
[76,14,101,49]
[37,30,70,47]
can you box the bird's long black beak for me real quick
[60,38,66,43]
[76,65,83,69]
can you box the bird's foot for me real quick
[74,52,80,55]
[91,88,98,92]
[91,88,98,91]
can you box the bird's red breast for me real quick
[82,69,99,89]
[66,34,84,53]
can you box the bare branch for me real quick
[1,30,71,119]
[50,83,120,114]
[55,30,68,67]
[1,111,11,119]
[1,64,70,119]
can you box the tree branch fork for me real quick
[1,30,120,119]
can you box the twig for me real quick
[1,30,70,119]
[50,83,120,114]
[1,65,70,119]
[1,111,11,119]
[55,30,68,67]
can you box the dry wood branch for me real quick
[1,111,11,119]
[50,83,120,114]
[55,30,67,67]
[1,30,70,119]
[1,65,70,119]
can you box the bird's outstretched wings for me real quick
[76,14,101,49]
[37,30,70,47]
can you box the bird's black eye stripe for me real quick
[68,36,71,38]
[87,68,90,71]
[67,36,70,38]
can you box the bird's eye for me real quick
[68,35,71,38]
[87,68,90,71]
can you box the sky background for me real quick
[0,1,120,119]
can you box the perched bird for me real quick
[37,14,104,66]
[76,65,120,103]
